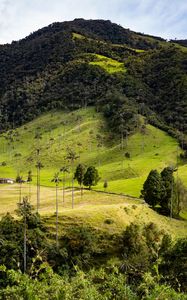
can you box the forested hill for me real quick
[0,18,187,147]
[170,39,187,47]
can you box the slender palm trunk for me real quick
[72,177,74,209]
[56,184,59,248]
[37,166,39,212]
[23,215,27,273]
[19,182,22,203]
[29,181,31,201]
[63,174,65,203]
[81,183,83,199]
[72,162,74,209]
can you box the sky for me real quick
[0,0,187,44]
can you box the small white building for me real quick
[0,178,14,184]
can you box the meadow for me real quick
[0,107,186,223]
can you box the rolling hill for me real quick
[0,107,186,195]
[0,18,186,144]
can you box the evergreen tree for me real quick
[160,167,174,215]
[141,170,163,208]
[74,164,86,195]
[83,166,100,190]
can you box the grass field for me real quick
[1,183,186,239]
[0,107,186,222]
[0,107,186,193]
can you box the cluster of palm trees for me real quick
[51,148,79,247]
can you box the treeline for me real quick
[0,202,186,298]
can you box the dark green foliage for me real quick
[0,19,186,143]
[142,167,187,218]
[27,170,32,182]
[126,46,187,134]
[83,166,100,189]
[125,152,131,158]
[174,178,187,217]
[160,167,174,214]
[140,170,163,207]
[0,204,47,275]
[0,210,187,297]
[60,226,98,269]
[15,174,23,183]
[74,163,86,188]
[103,91,139,136]
[170,39,187,47]
[103,180,108,191]
[160,238,187,292]
[121,222,169,284]
[0,213,22,271]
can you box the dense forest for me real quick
[0,19,187,145]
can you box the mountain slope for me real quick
[0,107,185,196]
[0,19,186,154]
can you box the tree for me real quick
[103,180,108,192]
[174,178,187,217]
[35,152,44,213]
[83,166,100,190]
[66,148,79,209]
[160,167,174,216]
[27,170,32,200]
[74,164,86,196]
[141,170,163,208]
[16,174,23,203]
[51,172,62,248]
[17,196,32,273]
[60,166,69,203]
[27,170,32,182]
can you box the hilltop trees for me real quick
[83,166,100,190]
[73,164,101,191]
[74,165,100,191]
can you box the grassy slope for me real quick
[1,184,186,238]
[0,107,186,237]
[89,54,126,73]
[0,107,186,194]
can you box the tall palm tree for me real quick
[16,174,23,203]
[51,172,62,248]
[60,166,69,203]
[27,170,32,201]
[36,148,44,213]
[66,148,79,209]
[17,196,32,273]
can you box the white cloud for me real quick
[0,0,186,44]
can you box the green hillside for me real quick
[0,107,186,198]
